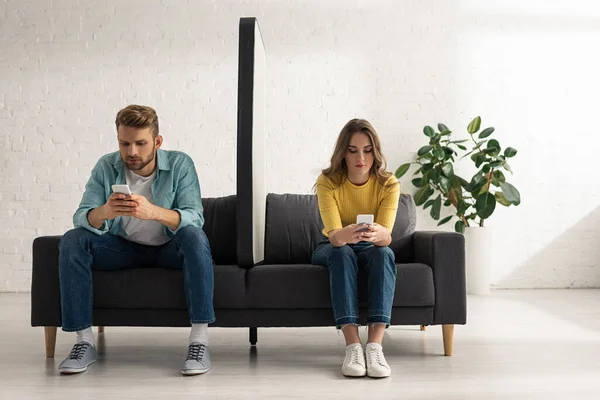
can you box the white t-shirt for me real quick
[118,168,171,246]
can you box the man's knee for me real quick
[175,226,209,248]
[59,227,94,251]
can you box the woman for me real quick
[312,118,400,378]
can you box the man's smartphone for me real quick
[356,214,374,232]
[111,184,132,196]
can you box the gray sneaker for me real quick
[181,342,211,375]
[59,342,97,374]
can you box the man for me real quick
[58,105,214,376]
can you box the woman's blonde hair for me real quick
[317,118,394,189]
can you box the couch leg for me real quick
[249,327,257,346]
[442,324,454,356]
[98,326,105,333]
[420,325,427,331]
[44,327,57,358]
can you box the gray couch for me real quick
[31,192,466,358]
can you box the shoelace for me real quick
[186,343,206,361]
[367,347,386,367]
[68,343,90,360]
[348,346,365,366]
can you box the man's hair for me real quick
[115,105,159,138]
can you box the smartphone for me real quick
[356,214,374,232]
[111,184,132,195]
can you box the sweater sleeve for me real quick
[315,175,343,236]
[375,176,400,232]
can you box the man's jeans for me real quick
[58,226,215,332]
[311,239,396,328]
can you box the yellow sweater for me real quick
[315,173,400,237]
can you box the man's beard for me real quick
[124,150,155,172]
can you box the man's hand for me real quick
[101,193,138,220]
[127,194,157,220]
[87,193,137,229]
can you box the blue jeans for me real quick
[58,226,215,332]
[312,239,396,328]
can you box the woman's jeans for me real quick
[311,238,397,328]
[58,226,215,332]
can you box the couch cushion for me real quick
[202,195,237,265]
[245,263,434,308]
[92,264,246,309]
[264,192,417,264]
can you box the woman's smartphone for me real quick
[111,184,132,195]
[356,214,374,232]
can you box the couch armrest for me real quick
[413,231,466,325]
[31,236,62,327]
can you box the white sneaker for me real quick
[366,343,391,378]
[342,344,366,377]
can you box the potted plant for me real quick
[395,116,521,294]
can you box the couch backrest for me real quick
[264,193,416,264]
[202,195,237,265]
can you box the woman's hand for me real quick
[358,223,392,246]
[329,224,367,247]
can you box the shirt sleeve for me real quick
[73,161,111,235]
[375,176,400,232]
[315,175,343,236]
[169,156,204,235]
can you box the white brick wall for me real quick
[1,0,599,291]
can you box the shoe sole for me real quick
[181,367,210,376]
[342,369,367,377]
[367,370,391,378]
[59,359,96,374]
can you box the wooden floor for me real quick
[1,290,600,399]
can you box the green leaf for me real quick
[492,170,506,185]
[500,181,521,205]
[478,127,495,139]
[495,192,511,206]
[444,199,451,207]
[504,147,518,157]
[414,186,434,206]
[414,166,423,175]
[503,161,513,173]
[394,163,411,178]
[430,195,442,220]
[423,126,435,137]
[467,116,481,134]
[449,139,469,144]
[455,220,465,234]
[457,144,467,150]
[488,160,503,168]
[474,154,487,168]
[482,164,491,174]
[438,123,449,133]
[475,192,496,219]
[438,215,453,226]
[487,139,500,150]
[411,178,424,188]
[423,199,435,209]
[418,145,433,156]
[457,200,470,215]
[434,148,445,160]
[439,175,451,192]
[441,162,454,177]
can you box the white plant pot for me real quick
[464,226,492,295]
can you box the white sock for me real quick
[366,342,382,351]
[76,327,95,347]
[346,343,362,351]
[189,323,209,345]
